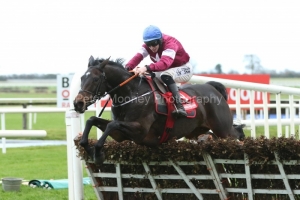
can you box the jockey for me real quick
[125,25,193,118]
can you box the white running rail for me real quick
[188,75,300,139]
[0,130,46,153]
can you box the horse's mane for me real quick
[90,57,126,70]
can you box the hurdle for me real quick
[74,137,300,200]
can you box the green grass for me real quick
[243,125,299,138]
[0,93,55,98]
[0,146,96,200]
[1,146,67,179]
[0,89,110,199]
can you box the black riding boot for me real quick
[168,83,187,118]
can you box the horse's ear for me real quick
[99,56,111,70]
[88,56,95,67]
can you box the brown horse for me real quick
[73,56,245,165]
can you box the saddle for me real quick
[145,77,198,144]
[146,77,198,118]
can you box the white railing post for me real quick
[1,113,6,154]
[28,100,32,130]
[250,90,256,138]
[285,108,289,138]
[263,92,269,138]
[289,95,295,137]
[96,100,103,139]
[276,94,282,137]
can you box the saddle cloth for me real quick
[145,77,198,143]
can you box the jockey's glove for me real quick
[124,66,131,71]
[145,65,152,72]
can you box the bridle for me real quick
[79,67,140,112]
[79,70,107,108]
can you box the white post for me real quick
[285,108,289,138]
[66,111,75,200]
[1,113,6,154]
[263,92,269,138]
[276,94,282,137]
[96,100,103,139]
[66,110,83,200]
[289,95,295,137]
[28,100,32,130]
[80,114,85,132]
[67,68,85,200]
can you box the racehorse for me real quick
[73,56,245,165]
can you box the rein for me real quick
[112,90,154,108]
[84,72,139,117]
[97,73,139,116]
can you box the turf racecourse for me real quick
[0,146,97,200]
[0,112,110,200]
[0,88,110,199]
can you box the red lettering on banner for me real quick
[62,102,70,107]
[197,74,270,105]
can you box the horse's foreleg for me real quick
[94,120,144,165]
[79,116,111,157]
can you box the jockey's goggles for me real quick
[145,39,159,47]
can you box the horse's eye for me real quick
[93,77,100,82]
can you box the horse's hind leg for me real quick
[79,116,110,157]
[185,127,210,140]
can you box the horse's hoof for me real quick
[94,151,106,166]
[197,134,213,143]
[86,146,95,159]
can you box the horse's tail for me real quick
[206,81,228,101]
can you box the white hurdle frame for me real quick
[66,74,300,200]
